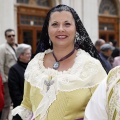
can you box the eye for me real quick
[65,22,71,27]
[51,23,58,27]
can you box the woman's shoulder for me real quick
[29,49,52,66]
[107,66,120,80]
[24,49,53,78]
[107,66,120,93]
[24,52,44,83]
[76,49,106,76]
[26,52,44,69]
[78,49,101,65]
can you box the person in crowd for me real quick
[111,40,120,62]
[84,66,120,120]
[109,41,113,46]
[8,44,31,120]
[0,74,4,119]
[112,55,120,67]
[109,40,120,65]
[94,39,105,53]
[8,43,31,108]
[99,43,114,73]
[0,29,17,120]
[12,4,107,120]
[112,48,120,67]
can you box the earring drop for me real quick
[76,32,79,38]
[49,39,51,46]
[75,32,79,42]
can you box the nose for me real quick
[58,25,64,32]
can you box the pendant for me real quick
[44,80,54,91]
[53,62,59,70]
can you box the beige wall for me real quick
[0,0,16,44]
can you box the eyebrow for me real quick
[51,20,71,23]
[65,21,71,22]
[51,21,58,23]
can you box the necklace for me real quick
[52,48,75,70]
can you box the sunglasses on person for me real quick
[7,35,15,38]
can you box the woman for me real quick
[112,55,120,68]
[8,44,31,120]
[84,66,120,120]
[8,43,31,108]
[12,4,107,120]
[8,44,31,108]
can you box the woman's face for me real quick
[19,48,31,63]
[48,11,76,48]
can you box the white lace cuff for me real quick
[12,106,33,120]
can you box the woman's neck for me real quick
[52,46,75,60]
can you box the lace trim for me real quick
[12,106,33,120]
[107,66,120,120]
[107,66,120,93]
[25,49,106,91]
[114,82,120,119]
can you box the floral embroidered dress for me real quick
[12,49,107,120]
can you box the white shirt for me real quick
[84,78,108,120]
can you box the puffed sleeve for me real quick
[12,81,33,120]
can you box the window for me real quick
[17,0,29,4]
[17,0,49,6]
[20,15,45,26]
[99,23,114,31]
[99,0,117,15]
[36,0,49,6]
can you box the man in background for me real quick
[99,43,114,73]
[0,29,17,120]
[95,39,105,52]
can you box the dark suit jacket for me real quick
[8,60,28,108]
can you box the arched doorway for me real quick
[16,0,52,54]
[99,0,119,46]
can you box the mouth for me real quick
[56,35,67,39]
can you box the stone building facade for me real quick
[0,0,120,53]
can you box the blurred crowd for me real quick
[0,29,32,120]
[95,39,120,73]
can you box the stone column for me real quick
[0,0,15,44]
[82,0,98,43]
